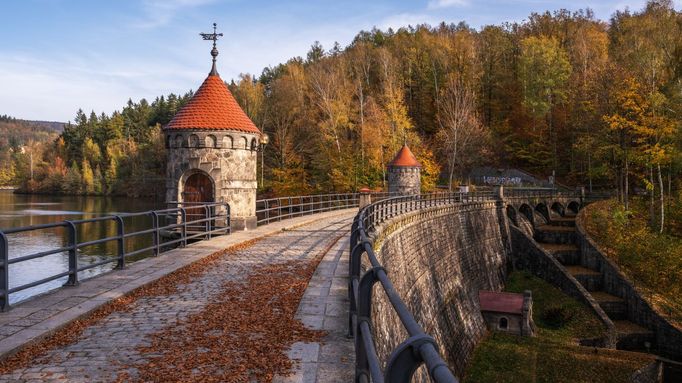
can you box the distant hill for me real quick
[0,115,60,149]
[20,120,66,132]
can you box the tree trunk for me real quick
[650,165,655,228]
[624,150,629,212]
[658,163,664,234]
[587,150,592,193]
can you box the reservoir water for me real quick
[0,190,164,304]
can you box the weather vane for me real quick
[200,23,223,75]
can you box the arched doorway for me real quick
[182,172,214,204]
[182,172,214,230]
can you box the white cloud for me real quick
[427,0,470,10]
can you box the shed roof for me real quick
[479,291,524,314]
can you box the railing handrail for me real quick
[349,188,584,382]
[254,192,391,225]
[0,201,231,311]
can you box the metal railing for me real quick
[256,192,389,225]
[0,202,230,311]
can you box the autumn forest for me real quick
[3,1,681,219]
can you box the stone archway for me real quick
[181,171,215,229]
[182,172,214,204]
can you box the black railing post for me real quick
[225,203,231,234]
[115,216,125,269]
[204,205,210,239]
[64,220,79,286]
[150,211,160,256]
[0,231,10,311]
[180,208,187,247]
[355,267,381,383]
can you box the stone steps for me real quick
[591,291,628,320]
[565,265,602,291]
[538,243,581,265]
[550,216,576,227]
[534,225,577,244]
[532,211,660,356]
[613,320,656,351]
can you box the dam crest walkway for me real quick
[0,209,356,382]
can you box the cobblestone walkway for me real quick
[274,235,354,382]
[0,212,354,382]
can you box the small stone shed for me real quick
[479,290,535,337]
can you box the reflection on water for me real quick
[0,191,163,304]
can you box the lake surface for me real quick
[0,191,164,304]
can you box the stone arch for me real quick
[174,134,184,148]
[241,136,248,149]
[250,137,258,151]
[222,135,233,149]
[519,204,534,225]
[535,203,550,224]
[205,134,217,148]
[567,201,580,214]
[178,169,215,203]
[188,134,199,148]
[550,202,565,218]
[506,205,518,227]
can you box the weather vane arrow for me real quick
[200,23,223,76]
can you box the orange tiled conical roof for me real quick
[164,74,260,133]
[389,145,421,167]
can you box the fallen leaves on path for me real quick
[0,238,260,374]
[126,233,344,382]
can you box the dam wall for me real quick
[369,201,511,377]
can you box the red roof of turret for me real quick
[164,74,260,133]
[388,145,421,167]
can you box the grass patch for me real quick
[504,271,605,341]
[464,272,652,383]
[582,199,682,326]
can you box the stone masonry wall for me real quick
[370,201,510,378]
[387,166,420,195]
[576,210,682,360]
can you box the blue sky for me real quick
[0,0,666,122]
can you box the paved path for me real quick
[0,210,356,382]
[274,235,355,382]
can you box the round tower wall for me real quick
[165,129,259,230]
[387,166,421,195]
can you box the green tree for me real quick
[519,35,572,171]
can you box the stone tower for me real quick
[387,145,421,195]
[164,27,261,230]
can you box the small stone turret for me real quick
[387,145,421,195]
[164,25,261,230]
